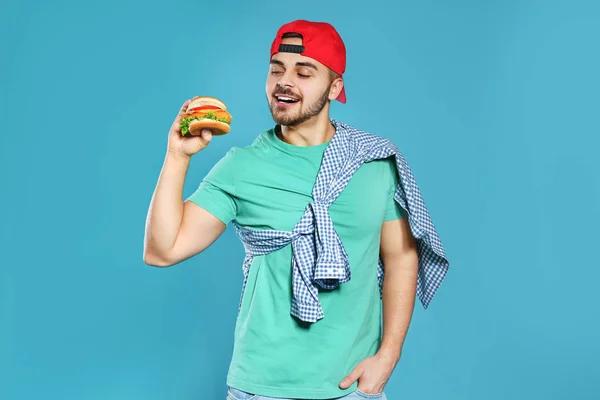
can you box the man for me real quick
[143,19,448,400]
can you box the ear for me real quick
[328,77,344,101]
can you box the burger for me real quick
[180,96,232,136]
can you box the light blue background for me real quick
[1,0,599,399]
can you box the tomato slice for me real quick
[188,105,221,112]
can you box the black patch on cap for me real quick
[278,44,304,54]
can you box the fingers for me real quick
[174,99,192,122]
[339,364,363,389]
[170,99,192,134]
[180,99,191,113]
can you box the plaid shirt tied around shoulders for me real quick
[233,119,449,323]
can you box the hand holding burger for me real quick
[168,96,232,157]
[180,96,232,136]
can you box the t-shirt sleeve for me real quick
[384,158,407,221]
[185,148,238,225]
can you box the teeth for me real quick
[277,96,297,101]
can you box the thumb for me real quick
[195,130,212,151]
[339,363,364,389]
[200,129,213,142]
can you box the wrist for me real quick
[166,148,192,163]
[377,344,402,364]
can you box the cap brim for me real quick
[336,85,346,104]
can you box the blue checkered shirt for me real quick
[232,119,449,323]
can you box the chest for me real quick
[233,158,392,237]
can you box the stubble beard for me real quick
[267,84,331,127]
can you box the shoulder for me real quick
[225,128,274,162]
[332,119,399,150]
[360,156,399,180]
[332,118,405,175]
[206,128,272,175]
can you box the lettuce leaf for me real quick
[180,111,230,136]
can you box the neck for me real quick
[277,113,335,147]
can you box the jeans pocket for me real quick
[355,388,385,399]
[227,386,258,400]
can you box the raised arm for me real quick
[143,152,227,267]
[142,99,227,267]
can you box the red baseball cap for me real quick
[270,20,347,104]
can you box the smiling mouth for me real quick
[274,94,300,104]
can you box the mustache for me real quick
[272,85,300,98]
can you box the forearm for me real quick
[378,251,419,363]
[143,150,191,263]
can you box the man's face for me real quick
[266,37,341,126]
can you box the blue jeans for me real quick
[226,386,388,400]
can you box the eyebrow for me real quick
[270,59,319,71]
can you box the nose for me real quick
[277,70,295,89]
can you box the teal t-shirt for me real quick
[187,126,406,399]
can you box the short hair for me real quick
[328,69,341,82]
[281,32,303,39]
